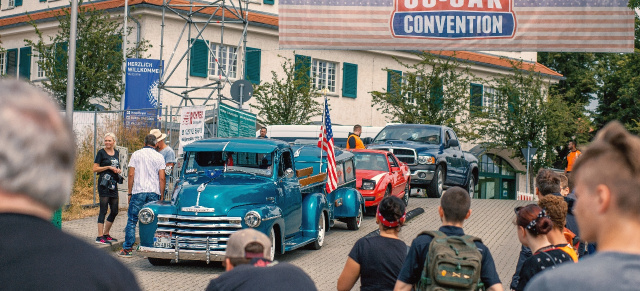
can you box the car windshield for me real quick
[373,127,440,144]
[354,152,389,172]
[183,151,273,177]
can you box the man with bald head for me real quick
[0,81,139,290]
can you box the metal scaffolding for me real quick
[157,0,250,107]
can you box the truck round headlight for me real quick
[139,208,155,224]
[244,211,261,228]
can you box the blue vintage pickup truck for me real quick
[368,124,478,199]
[137,138,364,265]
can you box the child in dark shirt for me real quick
[337,196,407,291]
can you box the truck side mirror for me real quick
[362,137,373,145]
[285,168,294,179]
[448,139,459,148]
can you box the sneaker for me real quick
[103,234,118,242]
[118,249,133,258]
[95,236,110,244]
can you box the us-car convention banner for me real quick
[279,0,635,52]
[179,106,206,155]
[124,58,163,126]
[217,103,257,138]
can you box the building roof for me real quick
[0,0,562,79]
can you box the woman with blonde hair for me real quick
[92,132,122,244]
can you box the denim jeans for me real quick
[123,192,160,250]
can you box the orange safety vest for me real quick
[566,150,581,172]
[346,134,365,149]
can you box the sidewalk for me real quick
[63,208,136,252]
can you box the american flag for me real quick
[318,97,338,194]
[279,0,634,53]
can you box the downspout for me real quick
[128,9,141,58]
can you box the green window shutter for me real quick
[19,47,31,80]
[431,78,444,110]
[15,0,22,6]
[244,47,261,84]
[294,54,311,82]
[189,39,208,78]
[342,62,358,98]
[470,83,483,115]
[387,69,402,95]
[54,42,68,78]
[6,49,17,77]
[40,0,47,2]
[263,0,274,4]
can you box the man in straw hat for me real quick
[206,228,317,291]
[150,129,176,194]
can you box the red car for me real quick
[350,149,411,207]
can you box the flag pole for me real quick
[319,88,327,174]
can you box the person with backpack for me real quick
[394,187,502,291]
[513,204,574,291]
[337,196,408,291]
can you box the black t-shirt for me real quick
[94,148,120,196]
[348,235,407,291]
[206,258,317,291]
[515,247,574,291]
[397,225,502,288]
[0,213,140,290]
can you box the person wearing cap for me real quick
[206,228,317,291]
[337,196,408,291]
[150,129,176,194]
[394,187,503,291]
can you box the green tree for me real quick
[595,15,640,134]
[251,54,322,125]
[370,51,479,141]
[26,3,149,110]
[537,52,598,105]
[478,60,589,190]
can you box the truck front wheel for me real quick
[427,166,444,198]
[268,227,276,261]
[310,212,326,250]
[346,205,363,230]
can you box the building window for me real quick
[483,86,497,112]
[36,53,46,79]
[0,52,5,75]
[311,59,336,93]
[209,43,237,79]
[7,0,16,8]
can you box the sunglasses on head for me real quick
[514,206,524,215]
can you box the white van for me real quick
[256,125,383,148]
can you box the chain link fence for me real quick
[71,106,217,204]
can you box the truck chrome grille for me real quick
[390,148,417,165]
[153,214,242,251]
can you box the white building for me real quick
[0,0,563,199]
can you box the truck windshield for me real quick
[373,127,440,144]
[183,151,274,177]
[353,152,389,172]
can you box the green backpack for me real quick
[415,231,484,291]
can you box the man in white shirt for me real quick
[119,134,166,258]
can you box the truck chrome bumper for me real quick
[411,170,434,184]
[138,246,226,262]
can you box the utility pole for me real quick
[66,0,78,123]
[121,0,128,110]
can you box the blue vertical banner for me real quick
[124,58,163,127]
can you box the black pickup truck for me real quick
[367,124,478,198]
